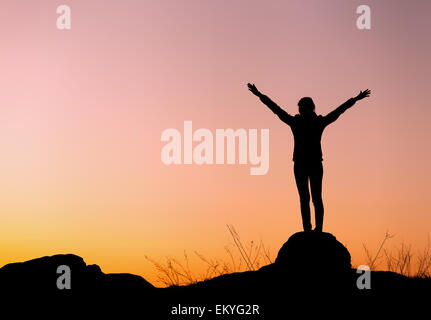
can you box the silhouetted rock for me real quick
[274,231,351,291]
[1,234,429,317]
[276,231,351,267]
[0,253,154,298]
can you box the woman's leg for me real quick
[294,162,312,231]
[310,161,324,231]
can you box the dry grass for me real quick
[362,230,394,270]
[363,232,431,278]
[147,227,431,287]
[145,225,273,287]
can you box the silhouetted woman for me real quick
[248,83,370,232]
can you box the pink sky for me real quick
[0,0,430,284]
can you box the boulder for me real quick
[274,231,352,291]
[0,254,154,297]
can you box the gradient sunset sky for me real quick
[1,0,430,285]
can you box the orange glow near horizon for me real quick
[1,0,431,286]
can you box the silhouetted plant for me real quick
[226,224,272,271]
[362,230,394,270]
[363,231,431,278]
[145,251,195,287]
[416,236,431,278]
[146,225,273,287]
[384,243,413,276]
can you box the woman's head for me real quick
[298,97,315,115]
